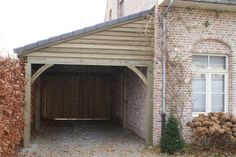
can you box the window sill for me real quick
[192,112,206,117]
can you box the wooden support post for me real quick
[122,71,128,129]
[24,62,31,148]
[127,65,147,86]
[35,78,41,130]
[31,64,53,85]
[146,64,153,146]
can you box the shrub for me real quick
[187,112,236,149]
[160,114,185,154]
[0,57,25,156]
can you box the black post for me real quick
[161,113,166,135]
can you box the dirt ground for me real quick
[17,121,158,157]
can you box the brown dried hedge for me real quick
[0,57,25,157]
[187,112,236,149]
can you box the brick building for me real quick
[105,0,236,145]
[14,0,236,147]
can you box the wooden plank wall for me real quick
[43,74,111,120]
[27,19,154,61]
[110,73,123,122]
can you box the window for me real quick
[192,55,228,115]
[109,9,112,20]
[117,0,124,17]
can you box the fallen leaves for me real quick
[187,112,236,155]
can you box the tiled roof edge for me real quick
[14,8,154,56]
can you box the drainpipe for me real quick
[161,0,174,135]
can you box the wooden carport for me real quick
[14,9,154,148]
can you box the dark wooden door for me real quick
[44,74,111,120]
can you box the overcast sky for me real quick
[0,0,107,56]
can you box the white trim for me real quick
[192,54,228,116]
[225,73,229,112]
[206,73,211,113]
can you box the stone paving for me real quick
[18,121,158,157]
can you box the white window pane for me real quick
[192,74,206,112]
[209,56,226,70]
[212,74,225,93]
[193,74,206,92]
[212,94,224,112]
[192,56,208,69]
[192,93,206,112]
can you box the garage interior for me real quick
[31,64,148,144]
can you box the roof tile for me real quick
[61,32,73,39]
[14,8,153,55]
[84,25,97,32]
[72,29,85,36]
[49,35,62,43]
[140,9,153,16]
[118,16,130,23]
[13,47,23,53]
[25,43,38,51]
[129,12,142,19]
[106,19,119,26]
[37,39,50,47]
[95,22,108,29]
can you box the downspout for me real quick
[161,0,173,134]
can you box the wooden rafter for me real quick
[31,64,54,85]
[127,65,148,86]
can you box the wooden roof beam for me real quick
[31,64,54,85]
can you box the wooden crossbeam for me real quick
[127,65,148,86]
[31,64,54,85]
[28,57,151,67]
[52,43,153,51]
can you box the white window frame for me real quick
[192,54,228,117]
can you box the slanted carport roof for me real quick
[14,8,154,57]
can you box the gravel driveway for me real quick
[18,121,158,157]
